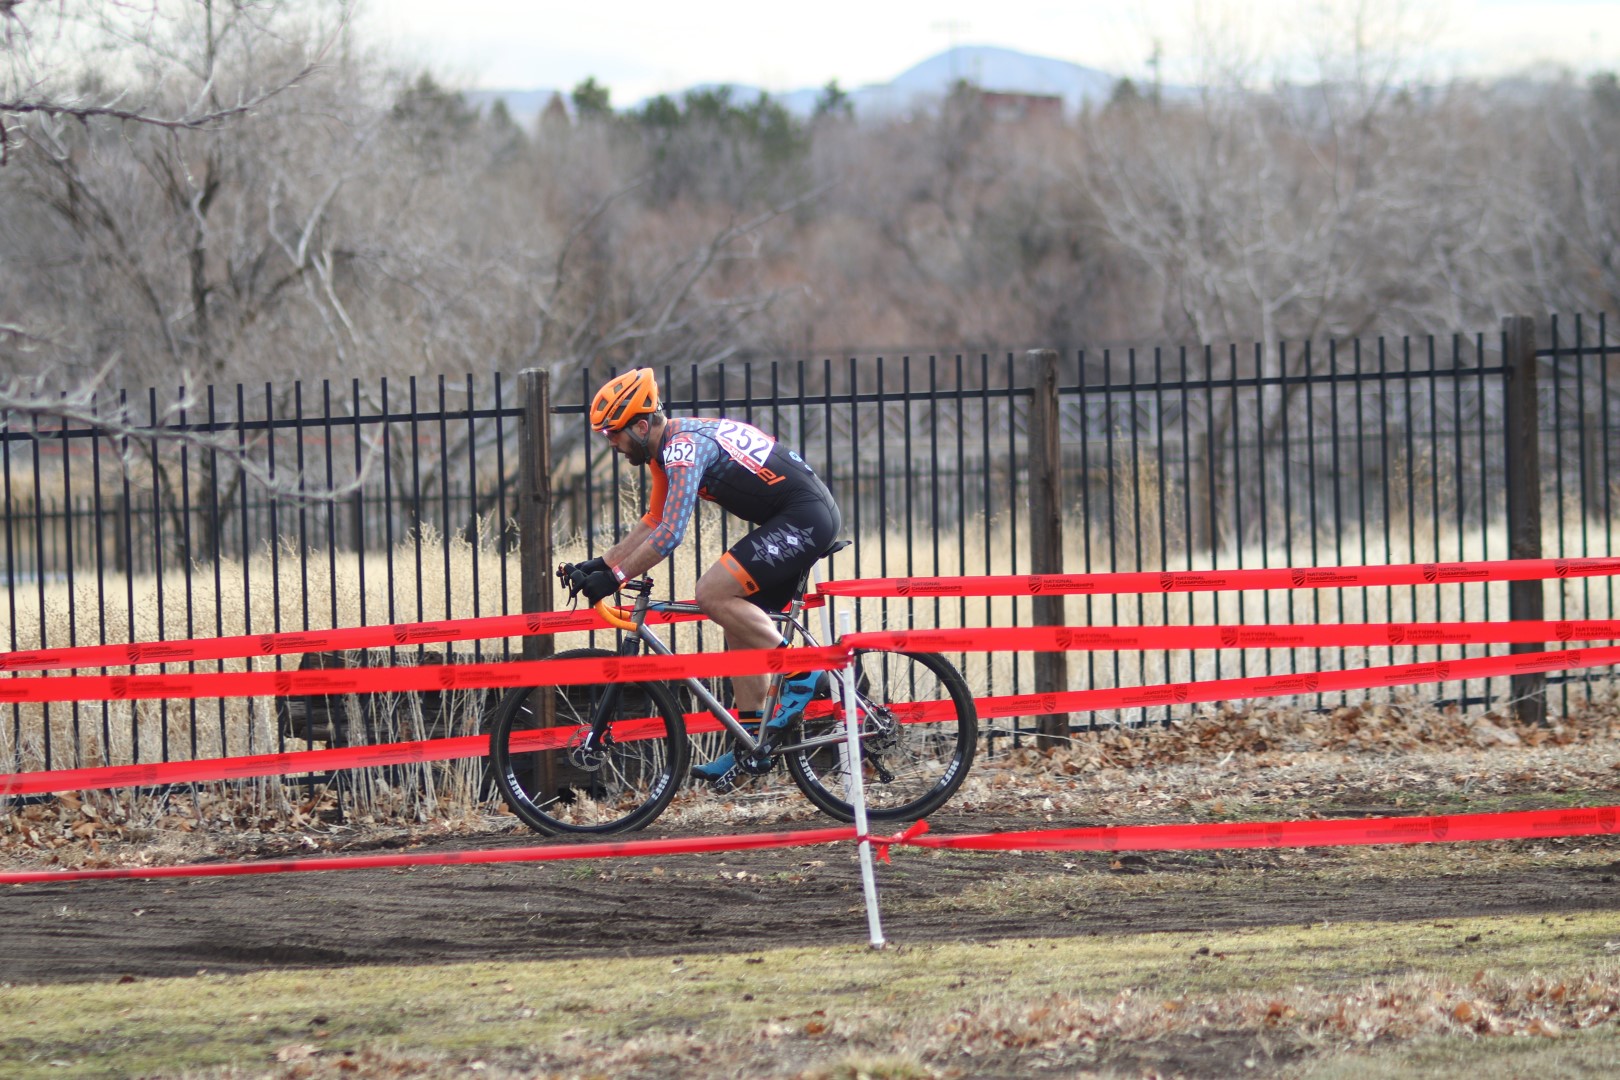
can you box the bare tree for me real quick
[0,1,369,507]
[1,1,338,160]
[7,1,1617,452]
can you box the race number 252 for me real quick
[714,420,774,472]
[664,437,699,466]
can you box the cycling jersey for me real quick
[639,418,828,550]
[641,417,841,609]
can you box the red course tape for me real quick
[0,827,859,883]
[900,805,1620,853]
[0,608,704,673]
[0,708,813,797]
[4,805,1615,885]
[6,637,1613,799]
[4,558,1614,887]
[0,734,490,796]
[816,557,1620,599]
[968,644,1620,720]
[0,644,850,705]
[5,558,1617,797]
[8,557,1613,674]
[844,620,1620,653]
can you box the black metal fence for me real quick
[1,375,528,778]
[3,315,1617,777]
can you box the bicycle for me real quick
[488,541,978,835]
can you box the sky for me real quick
[362,0,1618,102]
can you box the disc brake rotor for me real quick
[566,726,608,771]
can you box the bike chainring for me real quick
[738,747,778,776]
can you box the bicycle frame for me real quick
[586,569,859,761]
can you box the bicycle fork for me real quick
[567,633,642,771]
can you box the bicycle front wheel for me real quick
[785,649,976,822]
[489,647,689,835]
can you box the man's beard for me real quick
[624,430,650,466]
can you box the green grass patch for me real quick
[5,912,1620,1078]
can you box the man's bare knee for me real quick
[693,575,735,618]
[696,573,782,650]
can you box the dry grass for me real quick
[3,915,1620,1078]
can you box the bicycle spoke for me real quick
[785,650,976,821]
[489,648,688,835]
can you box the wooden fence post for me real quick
[1026,348,1071,748]
[1502,315,1545,725]
[519,367,555,661]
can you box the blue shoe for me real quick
[691,722,757,793]
[690,751,745,793]
[765,670,824,732]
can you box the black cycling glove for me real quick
[557,557,610,597]
[571,566,619,605]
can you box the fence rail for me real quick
[3,315,1616,779]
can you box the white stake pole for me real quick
[838,610,886,949]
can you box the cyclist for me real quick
[563,367,844,791]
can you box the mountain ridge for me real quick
[465,44,1134,125]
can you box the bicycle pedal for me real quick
[739,749,777,776]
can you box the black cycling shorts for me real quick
[717,495,843,612]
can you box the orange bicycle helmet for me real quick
[590,367,660,432]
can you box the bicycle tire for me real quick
[489,647,689,835]
[785,649,976,822]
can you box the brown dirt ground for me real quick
[6,701,1620,986]
[5,809,1620,986]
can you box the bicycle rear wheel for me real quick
[785,649,976,822]
[489,647,689,835]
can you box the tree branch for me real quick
[0,362,383,503]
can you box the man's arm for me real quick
[604,521,665,580]
[599,429,713,584]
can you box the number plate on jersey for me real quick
[713,420,776,474]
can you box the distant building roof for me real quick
[977,90,1065,122]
